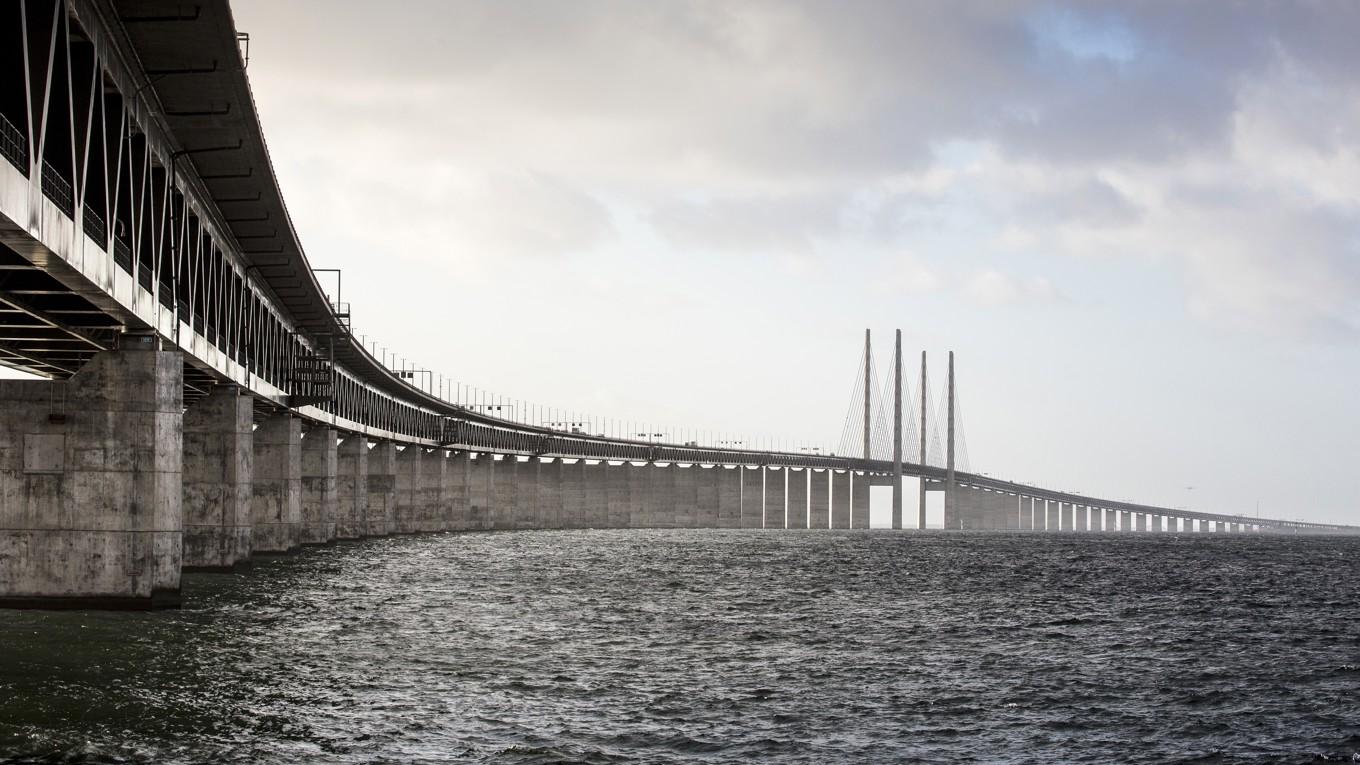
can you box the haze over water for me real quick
[2,531,1358,763]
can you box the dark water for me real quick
[2,531,1358,764]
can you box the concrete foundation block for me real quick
[182,385,252,570]
[335,436,368,539]
[300,426,338,544]
[251,414,301,553]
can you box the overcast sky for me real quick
[227,1,1360,525]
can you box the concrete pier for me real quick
[764,467,786,529]
[717,466,742,528]
[624,462,646,527]
[515,457,539,530]
[1046,500,1060,531]
[182,386,252,570]
[418,450,447,533]
[335,437,368,539]
[851,472,871,528]
[1087,506,1101,532]
[538,458,562,529]
[696,466,719,528]
[1119,510,1132,532]
[494,457,519,530]
[394,447,424,534]
[606,462,630,528]
[830,471,851,529]
[366,442,398,535]
[448,451,471,530]
[1105,508,1117,532]
[1059,502,1074,531]
[787,469,808,529]
[1019,497,1034,530]
[300,426,338,544]
[809,470,829,529]
[0,346,183,608]
[673,464,698,528]
[741,467,763,528]
[252,414,302,553]
[1073,502,1088,531]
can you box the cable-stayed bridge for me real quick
[0,0,1353,608]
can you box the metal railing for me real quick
[82,205,107,245]
[40,160,73,216]
[0,112,25,174]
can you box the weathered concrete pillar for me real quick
[808,469,829,529]
[466,452,493,530]
[585,461,609,528]
[830,470,851,529]
[1001,493,1020,530]
[1087,506,1101,532]
[671,464,697,528]
[696,465,719,527]
[365,442,398,536]
[182,386,252,570]
[335,437,368,539]
[1118,510,1131,532]
[1132,513,1146,532]
[418,450,447,533]
[300,426,338,544]
[394,447,423,534]
[1104,508,1117,532]
[0,345,182,608]
[606,461,629,528]
[717,466,742,528]
[252,414,302,553]
[493,456,518,530]
[764,467,787,529]
[447,451,471,530]
[740,466,763,528]
[1018,497,1034,530]
[1057,501,1072,530]
[851,472,870,529]
[560,459,584,528]
[515,457,539,530]
[787,469,808,529]
[540,458,563,529]
[625,462,647,528]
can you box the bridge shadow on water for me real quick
[2,530,1358,764]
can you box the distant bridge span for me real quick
[0,1,1352,608]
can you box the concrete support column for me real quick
[740,467,763,528]
[539,458,563,529]
[493,457,518,530]
[252,414,302,553]
[585,461,608,528]
[1133,513,1147,532]
[366,442,397,536]
[625,462,646,528]
[335,437,368,540]
[447,451,471,531]
[182,386,252,570]
[1018,497,1034,530]
[300,426,338,545]
[717,466,742,528]
[654,463,679,528]
[1119,510,1132,532]
[696,465,719,528]
[851,472,870,529]
[808,470,830,529]
[1073,502,1088,532]
[606,462,630,528]
[1046,500,1060,531]
[1087,506,1101,532]
[765,467,787,529]
[787,468,808,529]
[1001,493,1020,530]
[394,447,423,534]
[1105,508,1117,532]
[830,471,851,529]
[419,450,447,533]
[466,453,493,530]
[562,460,586,528]
[1058,502,1073,530]
[673,464,698,528]
[0,346,182,608]
[514,458,539,530]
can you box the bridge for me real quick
[0,0,1353,608]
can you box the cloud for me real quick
[964,270,1067,307]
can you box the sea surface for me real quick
[1,531,1358,764]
